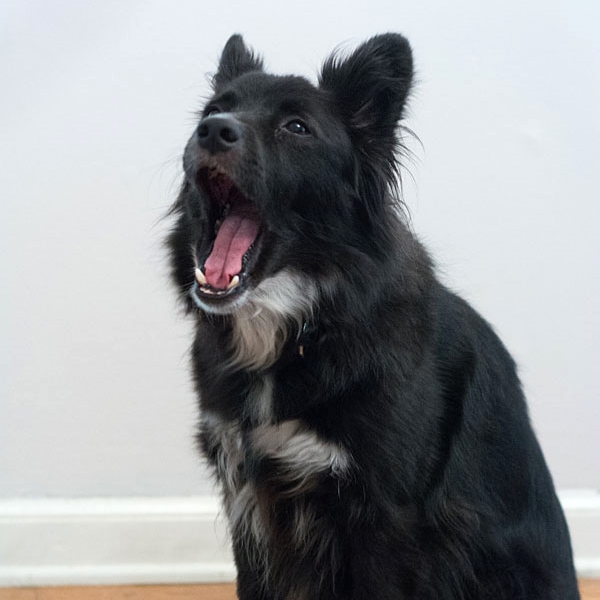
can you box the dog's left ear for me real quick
[213,34,264,88]
[319,33,413,143]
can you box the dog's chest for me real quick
[200,374,350,567]
[200,375,275,497]
[202,373,349,495]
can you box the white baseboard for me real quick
[0,496,235,587]
[1,490,599,587]
[559,489,600,577]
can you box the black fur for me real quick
[166,34,579,599]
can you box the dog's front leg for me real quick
[233,540,275,600]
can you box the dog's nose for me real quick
[196,115,242,154]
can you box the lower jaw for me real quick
[190,281,248,315]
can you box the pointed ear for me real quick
[319,33,413,142]
[213,34,263,88]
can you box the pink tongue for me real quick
[204,212,260,289]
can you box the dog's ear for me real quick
[213,34,264,88]
[319,33,413,143]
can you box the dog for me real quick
[166,33,580,600]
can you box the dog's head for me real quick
[169,34,413,317]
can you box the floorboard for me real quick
[0,581,598,599]
[581,579,600,600]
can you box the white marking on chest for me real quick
[201,411,244,496]
[251,419,350,492]
[228,482,266,556]
[247,373,274,424]
[230,269,317,371]
[202,411,347,591]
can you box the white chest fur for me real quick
[200,374,351,542]
[229,269,318,371]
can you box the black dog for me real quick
[167,33,579,600]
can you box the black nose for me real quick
[196,115,242,154]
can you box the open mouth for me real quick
[193,167,262,301]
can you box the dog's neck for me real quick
[227,270,317,371]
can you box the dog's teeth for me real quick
[227,275,240,290]
[195,268,207,285]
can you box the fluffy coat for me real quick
[166,33,579,600]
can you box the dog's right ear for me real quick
[213,34,264,88]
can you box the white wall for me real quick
[1,0,598,500]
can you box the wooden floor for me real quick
[0,581,598,599]
[1,581,599,600]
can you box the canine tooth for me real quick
[227,275,240,290]
[195,268,207,285]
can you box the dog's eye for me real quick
[284,119,310,136]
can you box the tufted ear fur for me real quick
[319,33,413,148]
[213,34,264,88]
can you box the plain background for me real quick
[1,0,598,499]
